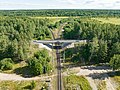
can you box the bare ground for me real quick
[0,73,55,81]
[63,65,116,90]
[0,65,117,90]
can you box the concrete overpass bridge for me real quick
[32,39,87,90]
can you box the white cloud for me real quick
[0,0,120,9]
[55,0,78,4]
[70,0,120,9]
[0,2,43,6]
[55,0,120,8]
[66,0,77,4]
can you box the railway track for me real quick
[56,48,62,90]
[56,23,67,90]
[50,23,66,90]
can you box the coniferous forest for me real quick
[0,9,120,74]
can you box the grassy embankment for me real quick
[63,75,92,90]
[0,80,48,90]
[97,80,106,90]
[111,71,120,90]
[114,76,120,90]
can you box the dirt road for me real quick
[0,73,55,81]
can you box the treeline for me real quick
[0,9,120,17]
[63,18,120,70]
[0,17,52,61]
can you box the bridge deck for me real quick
[33,40,87,44]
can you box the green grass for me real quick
[97,80,106,90]
[113,76,120,90]
[30,16,81,24]
[114,76,120,83]
[1,61,27,74]
[110,71,120,90]
[63,75,92,90]
[92,18,120,25]
[117,86,120,90]
[0,80,47,90]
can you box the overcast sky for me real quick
[0,0,120,10]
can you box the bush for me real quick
[0,58,13,70]
[27,49,52,76]
[28,57,43,75]
[64,75,92,90]
[110,54,120,70]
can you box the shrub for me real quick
[110,54,120,70]
[28,57,43,75]
[0,58,13,70]
[30,81,36,89]
[27,49,52,76]
[64,75,92,90]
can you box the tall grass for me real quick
[63,75,92,90]
[97,80,106,90]
[0,80,46,90]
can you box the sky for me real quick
[0,0,120,10]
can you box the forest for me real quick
[0,9,120,75]
[0,9,120,17]
[62,18,120,70]
[0,17,52,74]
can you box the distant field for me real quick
[30,16,80,19]
[30,16,80,25]
[30,17,69,24]
[30,16,69,19]
[92,18,120,25]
